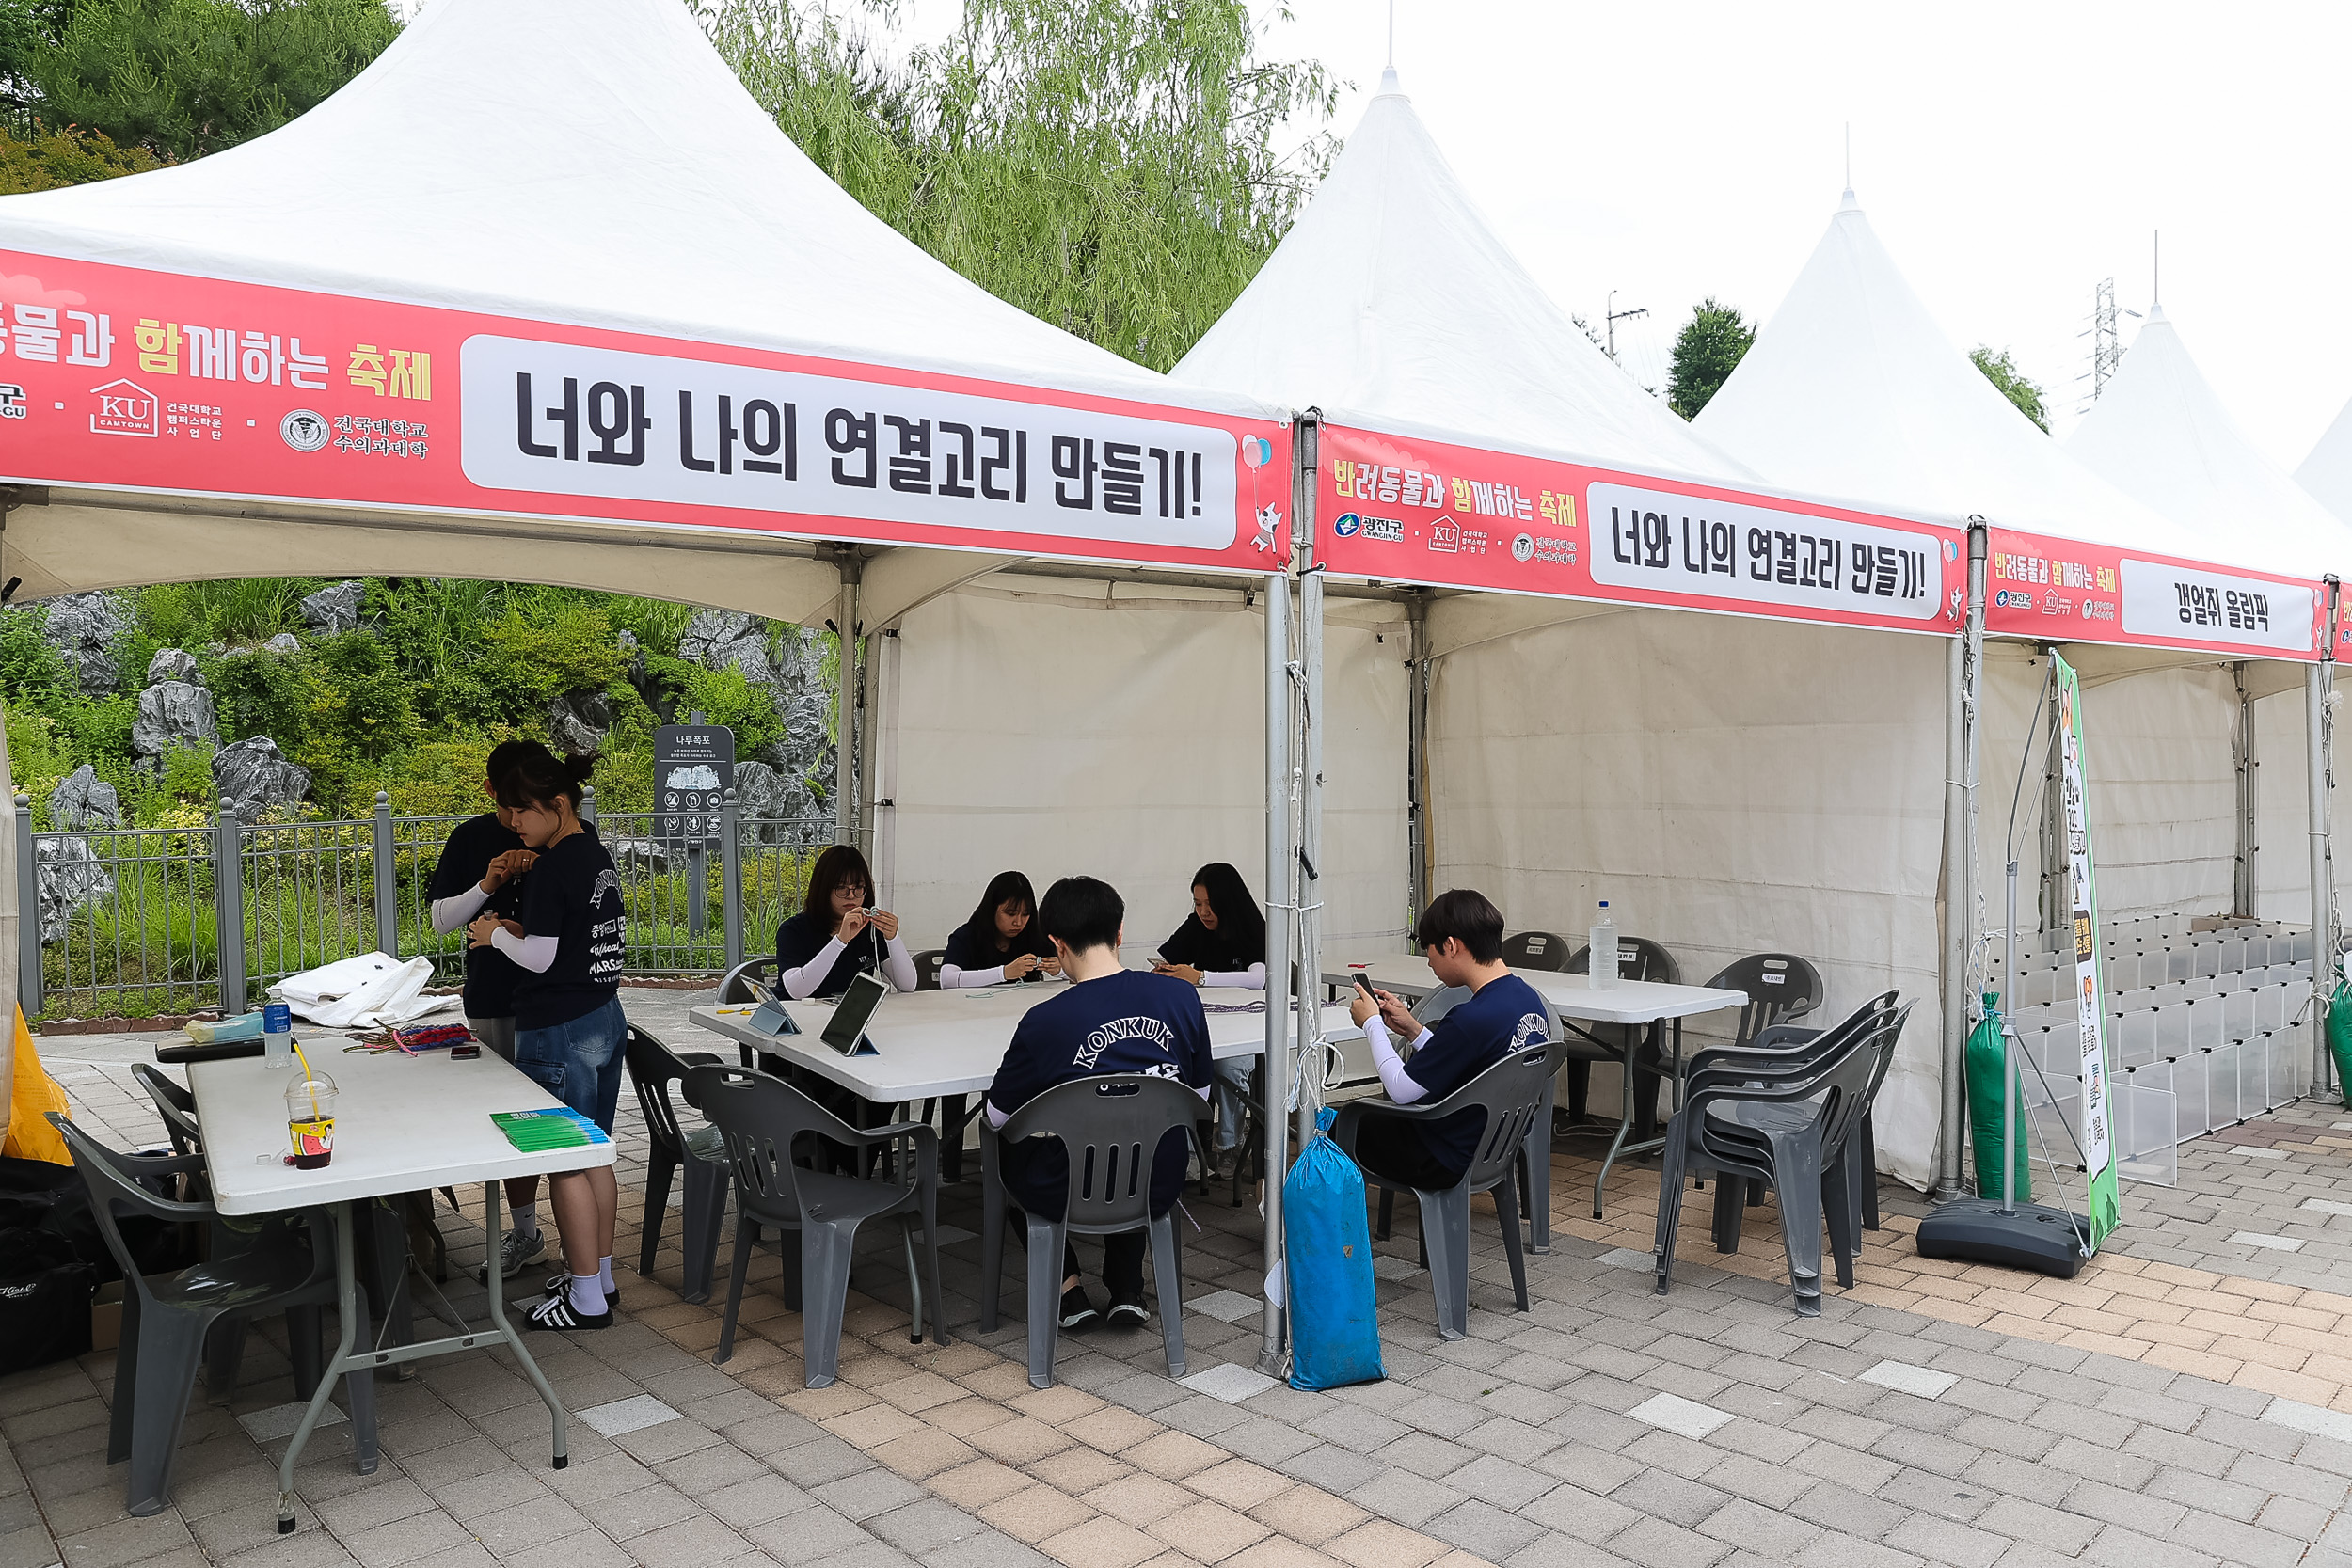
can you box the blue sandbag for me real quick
[1284,1108,1384,1390]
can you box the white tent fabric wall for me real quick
[2253,688,2327,923]
[878,581,1410,958]
[1422,604,1949,1186]
[1975,649,2241,930]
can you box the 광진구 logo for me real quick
[1333,512,1362,537]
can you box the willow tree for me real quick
[702,0,1338,372]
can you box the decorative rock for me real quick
[35,835,112,942]
[298,579,366,635]
[40,592,133,696]
[606,837,669,872]
[212,736,310,818]
[547,689,613,757]
[730,759,817,841]
[262,632,301,654]
[132,680,217,757]
[679,610,778,688]
[46,765,121,831]
[144,647,202,687]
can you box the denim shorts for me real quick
[513,996,628,1133]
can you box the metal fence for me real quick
[15,787,841,1020]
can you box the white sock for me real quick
[512,1203,538,1239]
[597,1255,614,1290]
[568,1273,607,1315]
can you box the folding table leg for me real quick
[1592,1039,1638,1220]
[277,1201,359,1533]
[482,1180,569,1474]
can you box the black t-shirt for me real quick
[775,909,887,999]
[986,970,1213,1218]
[1159,916,1261,976]
[1401,973,1551,1177]
[515,831,624,1032]
[943,916,1052,981]
[426,814,525,1020]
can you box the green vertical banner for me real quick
[2054,653,2122,1247]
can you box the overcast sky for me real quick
[855,0,2352,473]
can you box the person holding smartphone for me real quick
[1346,889,1550,1190]
[940,870,1063,987]
[773,845,918,998]
[1152,862,1266,1180]
[465,743,627,1332]
[427,738,546,1282]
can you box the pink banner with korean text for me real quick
[0,251,1294,574]
[1314,421,1967,635]
[1983,527,2323,661]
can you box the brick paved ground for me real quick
[9,989,2352,1568]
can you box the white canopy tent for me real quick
[0,0,1357,1359]
[1178,74,1976,1193]
[1697,194,2335,1192]
[2066,304,2352,931]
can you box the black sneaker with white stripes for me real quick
[542,1271,618,1309]
[524,1289,611,1332]
[1104,1296,1149,1330]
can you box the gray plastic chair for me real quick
[48,1116,373,1517]
[911,949,947,991]
[130,1063,200,1158]
[1652,1000,1911,1315]
[683,1064,945,1387]
[626,1026,728,1304]
[977,1073,1198,1389]
[1500,932,1572,972]
[1703,954,1825,1046]
[1371,984,1560,1254]
[1330,1041,1553,1339]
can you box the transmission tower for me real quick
[2075,277,2121,412]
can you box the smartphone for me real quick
[1353,974,1376,1000]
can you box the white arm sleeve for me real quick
[1364,1015,1436,1104]
[489,928,559,974]
[882,937,919,992]
[781,937,848,999]
[430,883,490,935]
[941,963,1007,989]
[1200,962,1267,990]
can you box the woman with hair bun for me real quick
[466,742,627,1332]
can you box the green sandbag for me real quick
[2328,983,2352,1108]
[1965,992,2031,1202]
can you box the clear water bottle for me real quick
[1589,902,1620,990]
[262,1002,294,1068]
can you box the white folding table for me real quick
[187,1042,615,1532]
[1324,957,1746,1228]
[691,984,1361,1183]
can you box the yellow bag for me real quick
[1,1007,71,1164]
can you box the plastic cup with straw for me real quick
[284,1037,338,1170]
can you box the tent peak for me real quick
[1376,66,1406,98]
[1838,187,1862,214]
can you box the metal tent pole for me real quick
[1938,523,1986,1197]
[2310,579,2338,1096]
[1406,592,1430,925]
[1258,568,1294,1374]
[2235,662,2258,920]
[833,555,860,848]
[1297,566,1327,1155]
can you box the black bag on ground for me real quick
[0,1153,193,1283]
[0,1227,93,1374]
